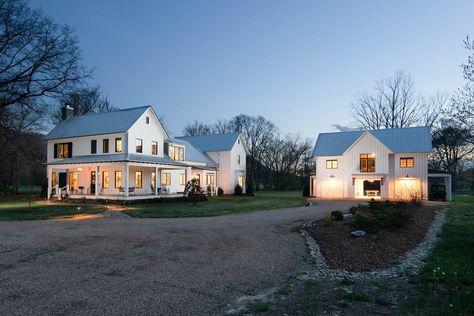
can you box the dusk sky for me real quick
[30,0,474,139]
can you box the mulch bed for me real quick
[306,206,438,271]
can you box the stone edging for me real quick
[301,208,446,280]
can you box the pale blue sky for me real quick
[31,0,474,139]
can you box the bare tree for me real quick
[351,71,442,129]
[182,120,213,136]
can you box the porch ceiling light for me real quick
[77,167,82,171]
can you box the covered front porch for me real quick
[47,161,217,201]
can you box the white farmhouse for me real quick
[310,126,450,200]
[44,105,247,200]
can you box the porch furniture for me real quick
[78,186,84,194]
[366,190,379,197]
[119,187,135,194]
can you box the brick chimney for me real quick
[61,104,74,121]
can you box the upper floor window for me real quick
[146,116,150,124]
[360,153,375,173]
[237,154,241,165]
[103,139,109,153]
[169,145,184,161]
[54,142,72,159]
[326,160,338,169]
[152,141,158,155]
[400,157,414,168]
[115,138,122,152]
[136,138,143,153]
[91,140,97,154]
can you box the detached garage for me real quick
[428,170,452,201]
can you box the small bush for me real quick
[349,204,367,215]
[342,291,369,302]
[217,187,224,196]
[234,184,243,196]
[331,210,344,221]
[352,200,413,232]
[352,212,378,232]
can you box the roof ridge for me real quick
[71,105,150,118]
[176,132,239,138]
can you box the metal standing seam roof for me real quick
[312,126,432,157]
[43,106,151,140]
[46,153,217,169]
[176,132,240,152]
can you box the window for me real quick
[54,142,72,158]
[238,139,241,144]
[115,138,122,152]
[206,173,215,186]
[51,172,57,187]
[360,153,375,173]
[152,141,158,155]
[238,175,244,188]
[146,116,150,124]
[91,140,97,154]
[179,173,186,186]
[69,172,78,191]
[169,145,184,161]
[103,139,109,153]
[162,173,171,186]
[115,171,122,188]
[151,172,156,190]
[135,171,142,188]
[400,157,414,168]
[326,160,338,169]
[136,138,143,153]
[102,171,109,188]
[237,154,241,165]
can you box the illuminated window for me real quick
[360,153,375,173]
[238,175,244,188]
[136,139,143,153]
[69,172,78,191]
[152,141,158,155]
[115,171,122,188]
[115,138,122,152]
[102,171,109,188]
[237,154,241,165]
[55,142,72,158]
[103,139,109,153]
[179,173,186,185]
[400,157,414,168]
[326,160,338,169]
[206,173,215,185]
[162,173,171,186]
[151,172,156,190]
[51,172,57,187]
[169,145,184,161]
[135,171,142,188]
[91,140,97,154]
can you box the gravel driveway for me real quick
[0,200,357,315]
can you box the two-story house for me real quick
[44,105,247,200]
[310,126,434,200]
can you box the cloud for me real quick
[331,124,362,132]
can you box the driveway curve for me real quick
[0,200,357,315]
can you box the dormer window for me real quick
[326,160,338,169]
[400,157,414,168]
[136,138,143,153]
[169,145,184,161]
[360,153,375,173]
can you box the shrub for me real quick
[352,212,378,232]
[234,184,243,196]
[217,187,224,196]
[331,210,344,221]
[352,200,413,232]
[349,204,367,215]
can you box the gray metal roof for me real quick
[44,106,150,140]
[312,126,432,157]
[176,132,240,152]
[169,138,218,167]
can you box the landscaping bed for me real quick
[306,201,439,272]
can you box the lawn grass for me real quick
[406,194,474,315]
[124,190,306,218]
[0,195,106,220]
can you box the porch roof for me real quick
[46,153,217,169]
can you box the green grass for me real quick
[124,190,306,218]
[0,196,106,220]
[252,300,270,313]
[407,195,474,315]
[342,291,370,302]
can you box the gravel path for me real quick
[0,200,357,315]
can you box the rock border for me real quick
[301,208,446,280]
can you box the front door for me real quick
[90,171,96,194]
[58,172,67,188]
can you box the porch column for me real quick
[95,165,100,197]
[124,163,129,197]
[446,175,452,201]
[47,165,52,200]
[154,166,158,195]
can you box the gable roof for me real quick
[176,132,240,152]
[169,138,218,167]
[44,106,152,140]
[312,126,432,157]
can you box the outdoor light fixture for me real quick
[329,175,335,178]
[77,167,82,171]
[406,174,409,178]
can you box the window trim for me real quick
[206,173,215,186]
[55,142,72,159]
[136,138,143,153]
[360,153,375,173]
[162,172,171,186]
[169,145,185,161]
[326,159,338,169]
[237,154,241,165]
[115,171,122,188]
[179,173,186,186]
[115,138,122,152]
[400,157,414,168]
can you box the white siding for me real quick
[127,107,167,157]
